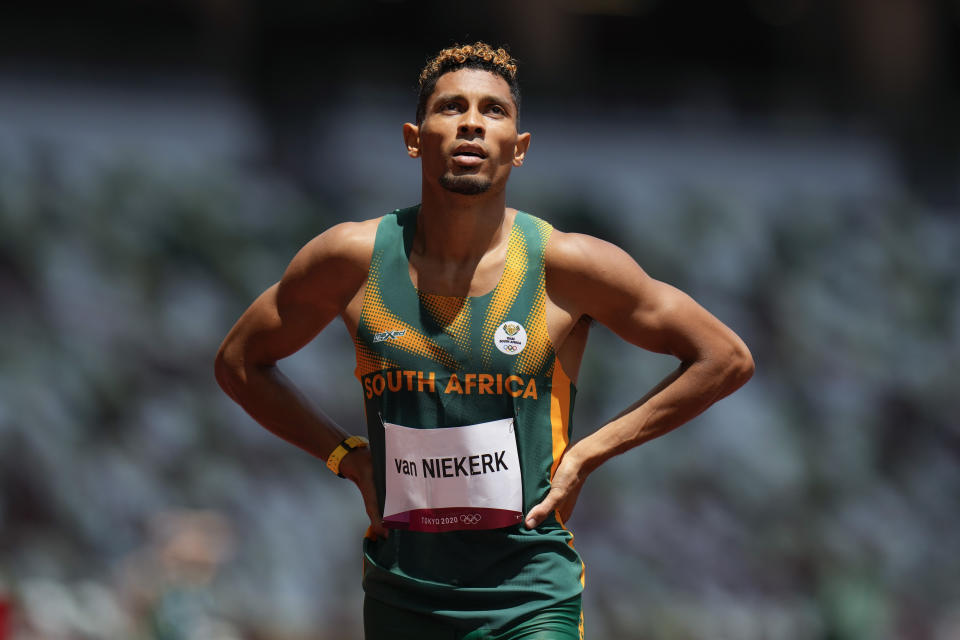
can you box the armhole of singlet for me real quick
[350,213,395,341]
[349,211,405,387]
[530,213,584,393]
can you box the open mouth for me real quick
[452,144,488,160]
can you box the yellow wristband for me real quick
[326,436,369,478]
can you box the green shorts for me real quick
[363,594,583,640]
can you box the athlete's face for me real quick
[403,69,530,196]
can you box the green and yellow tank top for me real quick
[353,206,584,631]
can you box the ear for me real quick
[512,132,531,167]
[402,123,420,158]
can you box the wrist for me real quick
[326,435,369,478]
[565,439,604,477]
[338,446,371,483]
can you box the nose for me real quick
[458,107,484,137]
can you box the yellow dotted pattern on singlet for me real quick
[354,252,460,376]
[480,224,527,368]
[516,275,551,376]
[418,292,472,354]
[515,217,553,376]
[531,215,552,249]
[353,340,399,379]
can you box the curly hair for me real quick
[416,42,520,125]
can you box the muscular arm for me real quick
[214,220,388,537]
[526,232,754,527]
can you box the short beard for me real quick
[438,173,492,196]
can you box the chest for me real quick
[349,209,583,382]
[367,273,547,373]
[405,238,510,299]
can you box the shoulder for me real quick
[545,228,643,283]
[279,216,383,308]
[544,228,662,320]
[294,217,382,271]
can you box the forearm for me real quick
[568,352,752,474]
[215,358,350,461]
[216,354,386,536]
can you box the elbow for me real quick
[214,342,241,396]
[215,339,276,400]
[726,340,755,391]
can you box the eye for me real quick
[487,104,506,116]
[441,101,461,113]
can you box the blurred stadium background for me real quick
[1,1,958,638]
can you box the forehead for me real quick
[430,68,514,103]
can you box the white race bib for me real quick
[382,417,523,532]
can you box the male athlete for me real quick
[215,43,754,640]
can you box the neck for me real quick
[415,180,509,262]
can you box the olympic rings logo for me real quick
[459,513,482,525]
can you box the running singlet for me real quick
[353,206,584,633]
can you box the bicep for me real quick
[550,233,741,362]
[219,224,370,367]
[602,277,731,362]
[221,279,341,368]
